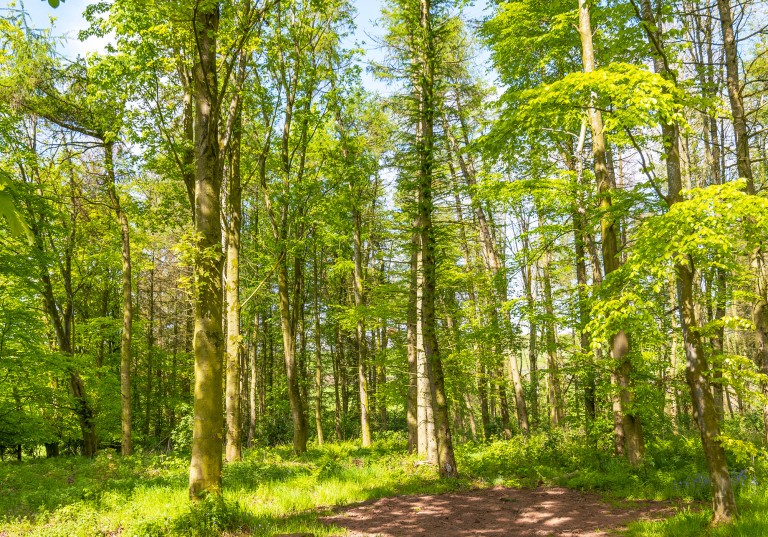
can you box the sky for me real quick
[5,0,490,95]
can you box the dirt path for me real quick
[321,486,675,536]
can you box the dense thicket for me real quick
[2,0,768,524]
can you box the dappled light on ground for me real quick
[322,487,674,536]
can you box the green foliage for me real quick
[630,181,768,277]
[2,434,768,536]
[170,496,249,537]
[515,63,690,136]
[0,173,30,240]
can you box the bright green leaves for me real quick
[511,63,688,138]
[631,181,768,278]
[46,0,63,8]
[588,181,768,349]
[0,172,31,241]
[481,0,578,89]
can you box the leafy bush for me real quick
[172,495,249,537]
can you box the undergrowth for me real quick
[0,431,766,536]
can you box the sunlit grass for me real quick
[1,432,766,536]
[0,437,460,536]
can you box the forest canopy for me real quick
[1,0,768,534]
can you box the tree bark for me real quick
[145,264,155,438]
[637,0,737,522]
[104,141,133,457]
[417,0,457,478]
[352,209,371,447]
[579,0,642,464]
[540,235,564,427]
[189,1,225,500]
[716,0,768,443]
[313,241,324,446]
[520,218,539,429]
[249,313,258,447]
[225,101,243,462]
[407,241,419,453]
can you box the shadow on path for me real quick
[321,486,675,536]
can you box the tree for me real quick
[716,0,768,444]
[187,0,224,499]
[633,0,737,522]
[578,0,643,466]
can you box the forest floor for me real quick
[321,486,676,536]
[1,431,767,536]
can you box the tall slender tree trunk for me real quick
[225,103,243,462]
[277,259,308,454]
[313,242,324,446]
[444,105,529,435]
[690,14,727,423]
[579,0,642,464]
[496,366,512,438]
[249,313,258,447]
[669,279,680,433]
[509,351,529,434]
[448,159,497,437]
[540,234,564,426]
[407,244,419,453]
[568,126,596,441]
[104,141,133,456]
[638,0,736,522]
[189,1,225,500]
[352,210,371,447]
[377,323,389,431]
[717,0,768,444]
[520,221,539,429]
[416,326,437,461]
[711,271,727,423]
[145,263,155,438]
[416,0,457,478]
[334,324,344,441]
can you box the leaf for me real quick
[0,176,32,243]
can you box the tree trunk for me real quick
[717,0,768,445]
[378,324,389,431]
[444,104,529,436]
[669,279,680,433]
[521,224,539,429]
[478,362,490,440]
[407,242,419,453]
[416,0,457,478]
[463,393,478,440]
[579,0,642,464]
[104,141,133,457]
[313,242,324,446]
[352,210,371,447]
[225,102,243,462]
[509,351,529,434]
[540,240,564,427]
[567,124,596,442]
[249,313,258,447]
[145,264,155,438]
[334,324,344,441]
[277,259,308,454]
[711,270,727,423]
[189,1,225,500]
[638,0,736,522]
[496,366,512,438]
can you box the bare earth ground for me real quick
[320,486,676,536]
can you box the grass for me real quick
[0,431,766,536]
